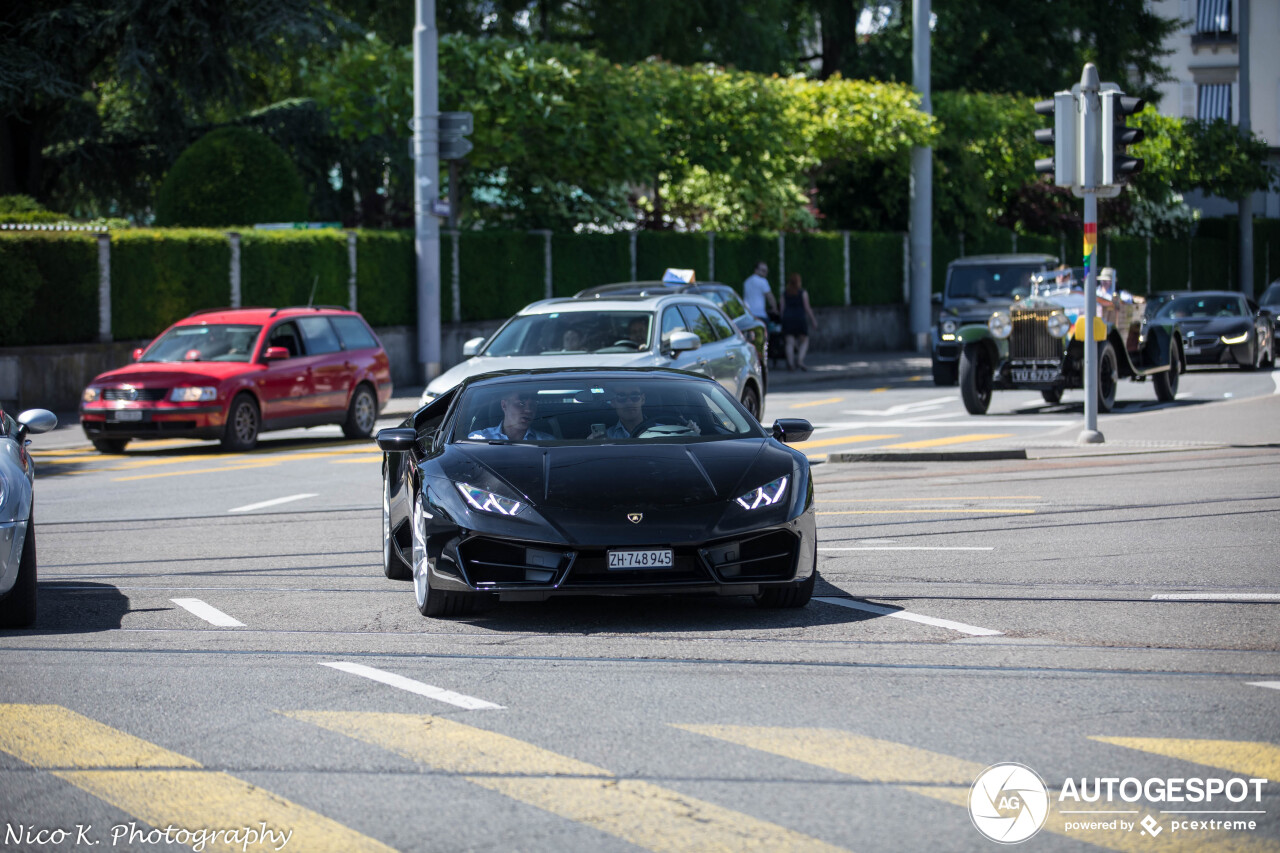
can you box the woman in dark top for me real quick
[780,272,819,370]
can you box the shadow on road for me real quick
[4,581,150,635]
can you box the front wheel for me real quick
[0,508,37,628]
[958,344,993,415]
[1153,339,1180,403]
[755,571,816,608]
[1096,341,1118,414]
[411,496,484,618]
[343,384,378,439]
[383,470,411,580]
[739,385,761,422]
[221,394,260,451]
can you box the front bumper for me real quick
[1182,338,1249,366]
[80,404,226,442]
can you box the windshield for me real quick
[1156,296,1245,319]
[451,377,763,443]
[141,324,262,363]
[481,311,655,356]
[946,264,1048,302]
[1261,283,1280,307]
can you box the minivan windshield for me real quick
[142,324,262,363]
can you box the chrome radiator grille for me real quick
[103,388,168,402]
[1009,310,1063,360]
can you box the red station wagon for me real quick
[80,306,393,453]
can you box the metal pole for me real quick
[1238,0,1254,297]
[908,0,932,353]
[413,0,441,382]
[1079,63,1103,444]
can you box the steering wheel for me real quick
[612,339,642,350]
[629,417,670,438]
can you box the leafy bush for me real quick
[154,127,308,228]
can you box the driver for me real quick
[469,389,555,441]
[626,317,649,347]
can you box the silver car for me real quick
[1,406,57,628]
[421,294,766,419]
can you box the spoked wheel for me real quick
[740,385,761,421]
[412,496,484,618]
[958,343,993,415]
[222,394,260,451]
[343,384,378,439]
[755,571,816,608]
[383,473,411,580]
[1096,342,1118,413]
[1154,339,1180,403]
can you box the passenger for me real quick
[591,385,699,438]
[562,328,583,350]
[468,389,555,441]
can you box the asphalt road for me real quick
[2,363,1278,852]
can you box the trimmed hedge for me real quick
[457,231,546,322]
[240,230,349,309]
[850,232,905,305]
[552,233,630,296]
[0,233,97,346]
[711,232,777,291]
[111,230,230,340]
[354,229,415,326]
[636,232,710,283]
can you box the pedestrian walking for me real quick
[780,272,818,371]
[741,261,778,322]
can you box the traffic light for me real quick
[1100,91,1146,186]
[1034,91,1077,188]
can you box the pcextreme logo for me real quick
[969,763,1051,844]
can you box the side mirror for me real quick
[664,330,701,355]
[771,418,813,443]
[262,346,290,361]
[462,337,486,358]
[376,427,418,452]
[131,347,145,362]
[16,409,58,442]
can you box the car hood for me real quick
[90,362,252,385]
[425,353,666,398]
[439,439,799,544]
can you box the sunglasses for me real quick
[505,396,538,408]
[613,392,644,402]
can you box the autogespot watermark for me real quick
[4,821,293,851]
[968,764,1271,844]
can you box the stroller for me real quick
[766,310,786,371]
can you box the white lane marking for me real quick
[321,661,503,710]
[843,396,954,416]
[814,597,1004,636]
[817,419,1079,429]
[820,546,995,551]
[1151,593,1280,601]
[1247,682,1280,691]
[228,493,318,513]
[170,598,245,627]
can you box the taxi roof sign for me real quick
[662,268,696,284]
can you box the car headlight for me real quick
[456,482,523,516]
[170,386,217,403]
[940,319,958,336]
[735,475,788,510]
[82,387,99,403]
[1046,312,1071,338]
[1221,331,1249,345]
[988,311,1012,339]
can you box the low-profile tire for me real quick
[1153,339,1180,403]
[754,571,816,608]
[92,438,129,454]
[221,394,260,451]
[958,343,993,415]
[931,359,958,386]
[0,508,37,628]
[739,384,761,422]
[1096,341,1119,413]
[411,496,482,618]
[382,472,411,580]
[1041,388,1063,405]
[343,383,378,439]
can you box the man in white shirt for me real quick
[742,261,778,322]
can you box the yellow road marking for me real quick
[871,387,889,393]
[792,434,899,450]
[1091,737,1280,781]
[880,433,1012,449]
[789,397,844,409]
[114,461,280,481]
[0,705,394,853]
[286,711,848,853]
[678,726,1280,853]
[818,509,1036,515]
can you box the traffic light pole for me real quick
[413,0,442,383]
[1078,64,1104,444]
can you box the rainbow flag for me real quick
[1083,222,1096,274]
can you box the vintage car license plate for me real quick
[109,410,144,422]
[607,548,673,569]
[1183,345,1201,355]
[1012,368,1061,383]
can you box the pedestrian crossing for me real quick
[2,703,1276,852]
